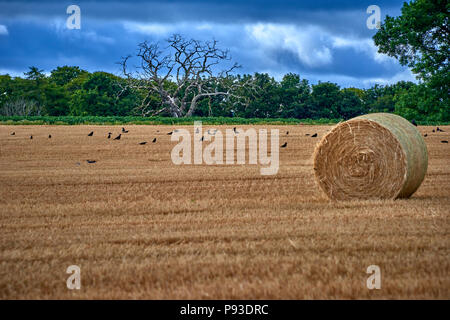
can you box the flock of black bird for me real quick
[280,131,318,149]
[411,119,447,142]
[423,126,447,143]
[8,123,448,164]
[8,126,159,164]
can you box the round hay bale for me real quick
[313,113,428,200]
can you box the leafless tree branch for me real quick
[120,34,255,117]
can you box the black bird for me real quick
[122,127,129,133]
[311,133,318,137]
[286,131,289,135]
[10,132,15,136]
[432,129,435,132]
[233,127,238,134]
[411,119,417,126]
[437,127,445,132]
[30,135,33,140]
[441,140,448,144]
[88,131,94,136]
[152,138,157,143]
[139,141,147,145]
[167,131,173,135]
[424,133,428,137]
[200,136,204,141]
[48,134,52,139]
[113,134,121,140]
[107,132,111,139]
[281,142,287,148]
[86,160,97,164]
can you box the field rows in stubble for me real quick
[0,124,449,299]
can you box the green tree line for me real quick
[0,66,447,121]
[1,0,448,122]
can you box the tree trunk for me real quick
[185,95,202,117]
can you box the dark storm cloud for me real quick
[0,0,404,36]
[0,0,403,20]
[0,0,414,88]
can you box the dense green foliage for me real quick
[0,0,447,123]
[1,115,447,126]
[0,115,344,125]
[373,0,449,121]
[0,67,446,122]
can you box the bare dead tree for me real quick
[0,98,42,116]
[120,34,255,117]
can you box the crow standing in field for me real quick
[424,133,428,137]
[200,136,204,141]
[167,131,173,135]
[139,141,147,145]
[286,131,289,135]
[311,133,318,137]
[281,142,287,148]
[86,160,97,163]
[10,132,15,136]
[441,140,448,144]
[88,131,94,136]
[437,127,445,132]
[432,129,435,132]
[107,132,111,139]
[122,127,129,133]
[30,135,33,139]
[113,134,121,140]
[48,134,52,139]
[411,119,417,126]
[152,138,157,143]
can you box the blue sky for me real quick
[0,0,417,88]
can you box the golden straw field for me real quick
[0,124,449,299]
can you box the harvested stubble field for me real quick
[0,124,449,300]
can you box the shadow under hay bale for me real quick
[313,113,428,200]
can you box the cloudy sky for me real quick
[0,0,417,88]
